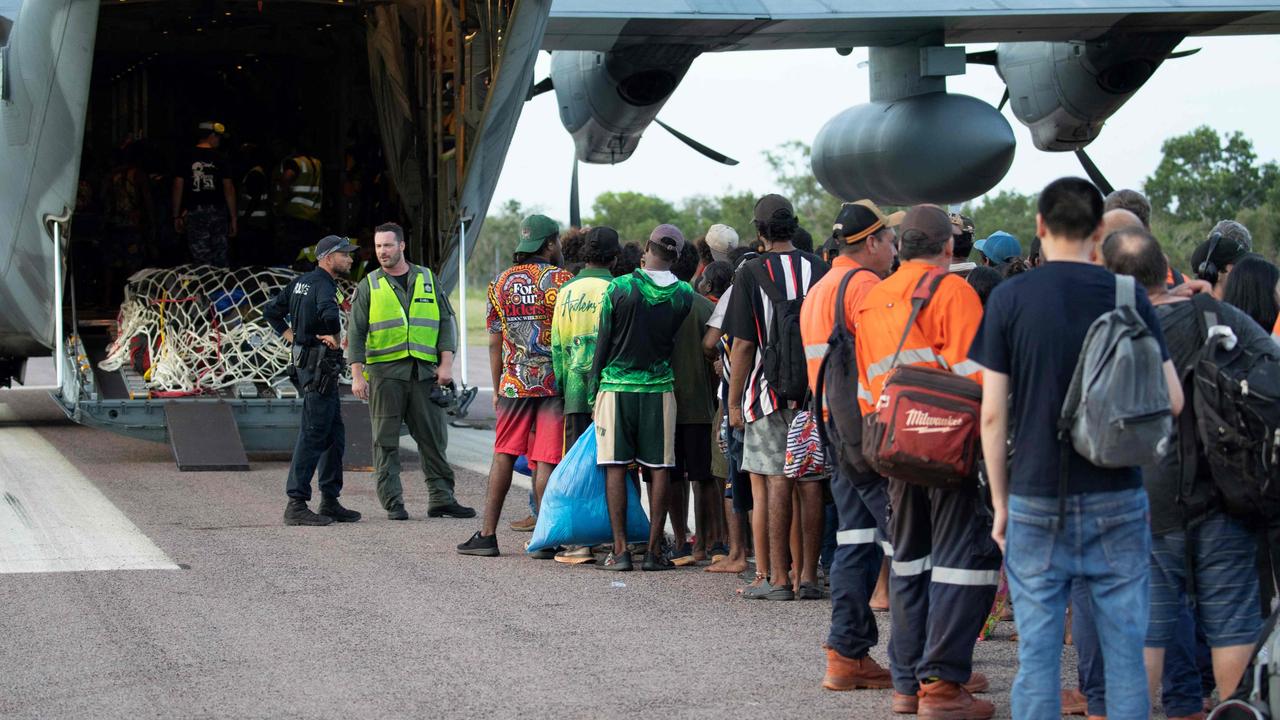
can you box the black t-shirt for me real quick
[723,249,828,421]
[175,146,228,210]
[967,262,1170,497]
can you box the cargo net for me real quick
[99,265,354,395]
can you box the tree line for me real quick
[464,127,1279,287]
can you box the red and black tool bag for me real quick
[861,269,983,489]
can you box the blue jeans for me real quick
[1006,488,1151,720]
[1074,583,1215,717]
[1071,580,1107,717]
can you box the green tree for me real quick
[959,190,1038,255]
[586,191,678,244]
[763,140,844,239]
[1144,126,1279,224]
[674,190,755,246]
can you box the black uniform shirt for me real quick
[263,267,341,347]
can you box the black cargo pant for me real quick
[887,477,1002,693]
[826,458,892,659]
[286,365,345,501]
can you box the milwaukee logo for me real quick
[903,409,963,434]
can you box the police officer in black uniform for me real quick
[263,235,362,526]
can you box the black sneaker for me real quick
[641,552,674,571]
[598,551,633,571]
[387,504,409,521]
[318,497,362,523]
[456,531,499,557]
[283,499,334,526]
[427,501,477,519]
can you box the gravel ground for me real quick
[0,386,1099,719]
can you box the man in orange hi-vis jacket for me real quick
[853,205,1001,720]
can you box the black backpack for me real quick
[813,268,878,474]
[1190,294,1280,519]
[748,259,809,403]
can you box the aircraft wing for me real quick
[543,0,1280,51]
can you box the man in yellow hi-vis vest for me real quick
[346,221,475,520]
[277,152,324,258]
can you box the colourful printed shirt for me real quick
[487,260,574,398]
[550,267,613,415]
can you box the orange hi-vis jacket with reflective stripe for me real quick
[853,260,985,415]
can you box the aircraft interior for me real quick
[74,0,386,313]
[71,0,390,401]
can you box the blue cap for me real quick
[974,231,1022,264]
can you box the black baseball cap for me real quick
[1191,235,1249,273]
[754,194,795,223]
[832,200,903,245]
[316,235,359,258]
[583,226,621,256]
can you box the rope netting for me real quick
[99,265,354,394]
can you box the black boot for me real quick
[284,499,334,526]
[318,497,362,523]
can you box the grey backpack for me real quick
[1057,274,1173,510]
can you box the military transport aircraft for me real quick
[2,0,1278,458]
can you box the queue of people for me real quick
[269,178,1280,719]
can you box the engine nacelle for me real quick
[996,35,1181,151]
[812,92,1015,206]
[551,45,699,165]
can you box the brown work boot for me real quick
[918,680,995,720]
[892,691,919,714]
[821,647,893,691]
[508,514,536,532]
[962,672,990,694]
[1061,688,1088,715]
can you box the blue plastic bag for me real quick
[513,454,532,476]
[526,424,650,552]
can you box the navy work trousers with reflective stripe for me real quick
[286,367,345,501]
[826,459,891,659]
[887,477,1002,693]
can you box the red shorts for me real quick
[494,396,565,465]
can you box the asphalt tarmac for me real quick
[0,385,1090,719]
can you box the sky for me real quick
[490,36,1280,221]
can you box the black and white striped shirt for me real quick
[724,250,828,422]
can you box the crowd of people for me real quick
[440,181,1279,719]
[268,169,1279,718]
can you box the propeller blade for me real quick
[569,157,581,228]
[1075,149,1115,196]
[654,118,740,166]
[997,88,1010,112]
[528,76,554,99]
[1167,48,1202,60]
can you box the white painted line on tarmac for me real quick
[0,405,179,574]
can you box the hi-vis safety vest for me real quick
[283,155,322,222]
[239,165,269,222]
[364,266,441,364]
